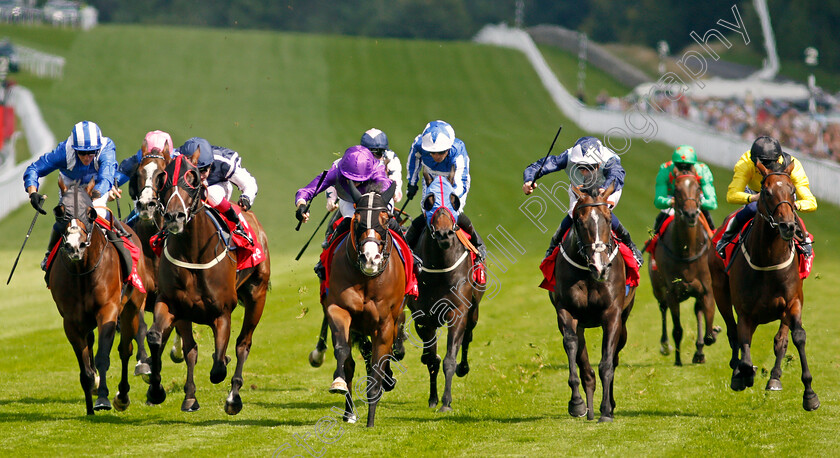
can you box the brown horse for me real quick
[549,185,635,422]
[324,187,406,427]
[49,178,150,414]
[145,155,271,414]
[649,172,717,365]
[406,173,482,412]
[708,161,819,411]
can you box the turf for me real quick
[0,23,838,457]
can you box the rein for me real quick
[59,222,108,277]
[737,171,798,271]
[348,203,393,277]
[563,201,619,271]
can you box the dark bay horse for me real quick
[708,161,819,411]
[649,171,717,365]
[145,155,271,414]
[50,178,150,414]
[324,188,406,427]
[549,185,635,422]
[406,174,482,412]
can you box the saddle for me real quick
[539,228,639,292]
[713,215,814,279]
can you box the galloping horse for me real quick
[49,178,149,414]
[145,155,271,414]
[708,161,819,410]
[406,173,482,412]
[649,171,717,365]
[549,185,635,422]
[324,187,406,427]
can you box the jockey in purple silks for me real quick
[296,145,409,280]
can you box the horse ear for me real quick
[141,139,149,156]
[154,170,167,192]
[87,207,98,222]
[380,182,396,204]
[189,147,201,166]
[783,160,795,175]
[450,193,461,212]
[448,165,456,185]
[599,182,615,200]
[86,178,97,196]
[423,193,435,212]
[58,176,67,193]
[163,140,172,162]
[756,161,769,177]
[571,185,584,199]
[423,170,433,186]
[53,204,65,219]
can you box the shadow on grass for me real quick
[0,410,317,427]
[0,396,81,406]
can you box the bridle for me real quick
[758,171,797,230]
[672,173,702,221]
[56,185,107,276]
[135,153,166,218]
[161,155,205,226]
[562,201,619,271]
[349,195,392,277]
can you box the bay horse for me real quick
[549,184,635,422]
[708,161,819,411]
[145,155,271,414]
[49,178,150,414]
[324,186,406,427]
[649,171,717,365]
[406,173,482,412]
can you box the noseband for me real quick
[759,172,797,230]
[349,202,392,276]
[564,201,619,270]
[163,157,204,225]
[137,154,166,215]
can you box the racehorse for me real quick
[323,186,406,427]
[549,184,635,422]
[49,178,149,414]
[649,171,717,365]
[145,155,271,414]
[708,161,819,411]
[406,173,482,412]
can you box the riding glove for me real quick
[406,184,418,200]
[296,204,307,222]
[238,195,252,211]
[29,192,46,215]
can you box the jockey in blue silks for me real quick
[23,121,119,270]
[522,136,643,266]
[405,120,485,261]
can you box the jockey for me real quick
[114,130,174,223]
[522,136,644,267]
[296,145,400,280]
[404,120,485,261]
[716,136,816,258]
[178,137,257,242]
[23,121,119,270]
[652,145,718,234]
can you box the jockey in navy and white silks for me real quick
[522,136,643,265]
[404,120,484,261]
[23,121,118,269]
[178,137,258,240]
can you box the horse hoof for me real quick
[730,375,746,392]
[94,397,111,411]
[804,393,820,411]
[692,353,706,364]
[392,345,406,361]
[181,398,200,412]
[659,343,671,356]
[141,373,151,384]
[439,405,453,413]
[343,412,357,424]
[224,395,243,416]
[329,378,348,395]
[210,363,228,385]
[113,393,129,412]
[146,385,166,405]
[455,362,470,377]
[383,377,396,392]
[674,358,683,367]
[308,349,325,368]
[170,346,184,364]
[134,361,152,377]
[429,399,438,409]
[568,399,587,418]
[766,379,782,391]
[598,415,614,423]
[704,335,717,346]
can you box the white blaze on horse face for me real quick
[139,162,158,204]
[361,229,382,275]
[590,209,606,274]
[65,219,84,259]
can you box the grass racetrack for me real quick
[1,24,839,456]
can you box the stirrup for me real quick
[233,224,253,245]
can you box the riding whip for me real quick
[532,124,563,185]
[113,179,122,220]
[296,169,328,232]
[295,210,332,261]
[7,200,45,285]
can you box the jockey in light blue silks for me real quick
[404,120,485,261]
[522,136,643,266]
[24,121,120,270]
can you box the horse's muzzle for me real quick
[136,199,160,220]
[432,229,455,249]
[779,221,796,241]
[163,211,187,233]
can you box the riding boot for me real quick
[456,213,486,263]
[613,220,644,267]
[224,206,253,245]
[404,214,425,250]
[314,261,326,281]
[42,228,62,271]
[546,216,573,259]
[389,215,423,274]
[716,217,741,258]
[322,211,342,249]
[652,211,669,235]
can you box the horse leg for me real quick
[209,314,232,385]
[576,324,596,421]
[93,305,120,412]
[64,320,96,415]
[225,297,265,415]
[366,331,394,427]
[456,300,479,377]
[710,264,738,369]
[731,318,757,391]
[146,300,175,405]
[668,298,683,366]
[701,290,719,346]
[169,327,184,363]
[416,321,440,408]
[114,294,141,411]
[170,321,197,412]
[790,313,820,411]
[326,304,352,395]
[392,310,407,362]
[558,309,586,418]
[766,323,789,391]
[134,298,151,379]
[598,310,622,422]
[692,296,707,364]
[340,353,358,423]
[658,300,671,356]
[440,314,466,412]
[309,314,329,368]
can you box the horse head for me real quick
[422,171,460,250]
[672,170,702,227]
[571,183,616,281]
[156,154,204,234]
[352,184,395,276]
[54,178,99,261]
[757,160,798,241]
[132,139,172,220]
